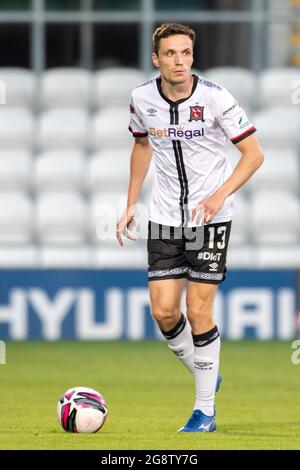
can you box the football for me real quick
[57,386,108,433]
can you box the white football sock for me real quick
[193,326,220,416]
[161,313,194,374]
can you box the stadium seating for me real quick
[251,190,300,245]
[257,246,300,268]
[0,150,32,191]
[93,67,146,108]
[228,194,250,246]
[247,148,299,192]
[0,192,33,244]
[0,109,34,150]
[37,109,89,150]
[34,150,85,192]
[36,191,88,244]
[259,67,300,108]
[0,67,36,108]
[87,150,130,193]
[94,246,147,268]
[91,108,132,150]
[0,245,38,267]
[227,246,257,268]
[40,246,93,268]
[40,68,92,109]
[253,107,300,149]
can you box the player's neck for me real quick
[161,75,194,102]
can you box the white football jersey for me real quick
[129,74,256,227]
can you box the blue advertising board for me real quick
[0,269,297,340]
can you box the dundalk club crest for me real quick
[189,105,205,122]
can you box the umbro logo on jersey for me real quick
[189,105,205,122]
[147,107,157,116]
[209,262,219,272]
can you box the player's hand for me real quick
[191,193,226,225]
[116,207,137,246]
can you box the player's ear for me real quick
[152,52,159,69]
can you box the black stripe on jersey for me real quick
[231,126,256,144]
[170,104,189,226]
[176,140,189,223]
[128,125,148,138]
[172,140,185,225]
[172,140,189,226]
[174,106,179,125]
[169,107,174,125]
[169,104,179,126]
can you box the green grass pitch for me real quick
[0,340,299,450]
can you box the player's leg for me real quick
[149,277,186,332]
[178,221,231,432]
[147,221,195,372]
[178,281,220,433]
[149,278,194,373]
[186,281,220,415]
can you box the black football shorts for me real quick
[147,220,232,284]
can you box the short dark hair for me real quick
[152,23,196,55]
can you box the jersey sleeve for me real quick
[216,87,256,144]
[128,94,148,138]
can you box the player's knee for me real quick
[151,304,180,324]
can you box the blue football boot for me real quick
[178,374,221,433]
[178,409,216,433]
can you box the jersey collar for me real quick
[156,74,198,107]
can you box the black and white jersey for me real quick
[129,74,256,227]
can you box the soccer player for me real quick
[116,23,264,432]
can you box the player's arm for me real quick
[215,134,264,199]
[116,136,152,246]
[127,136,152,209]
[192,135,264,224]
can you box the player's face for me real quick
[152,34,194,85]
